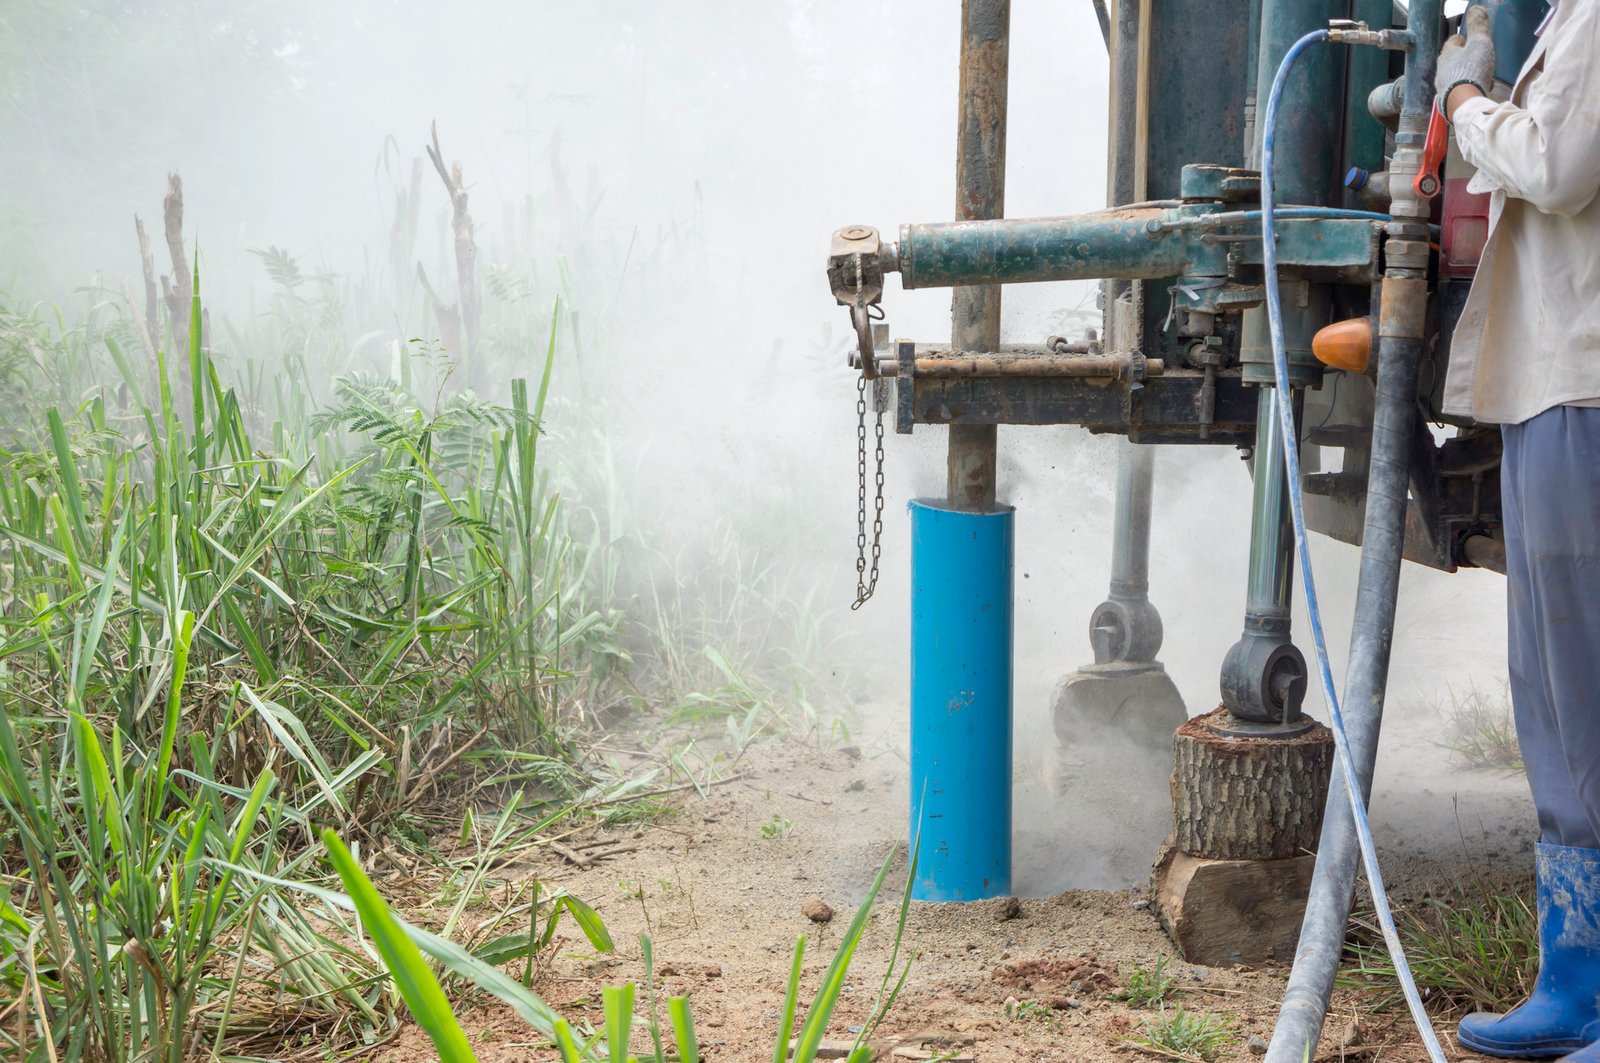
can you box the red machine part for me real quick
[1441,126,1492,279]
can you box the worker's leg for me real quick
[1508,406,1600,848]
[1459,407,1600,1060]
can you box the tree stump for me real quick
[1170,706,1335,861]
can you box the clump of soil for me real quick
[990,955,1114,997]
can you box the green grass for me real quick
[1123,1007,1237,1062]
[325,835,918,1063]
[1436,682,1522,771]
[0,206,844,1058]
[1004,998,1056,1024]
[1110,956,1176,1009]
[1344,874,1538,1017]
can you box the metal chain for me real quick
[852,376,886,610]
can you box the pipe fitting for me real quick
[1378,275,1430,340]
[1367,78,1406,124]
[1461,533,1507,574]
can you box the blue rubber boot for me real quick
[1458,843,1600,1059]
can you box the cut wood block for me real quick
[1170,707,1334,861]
[1154,840,1317,967]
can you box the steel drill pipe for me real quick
[1096,0,1164,668]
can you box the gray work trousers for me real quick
[1503,405,1600,850]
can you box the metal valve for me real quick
[1327,19,1412,49]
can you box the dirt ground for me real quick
[375,691,1537,1063]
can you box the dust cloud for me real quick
[2,0,1522,893]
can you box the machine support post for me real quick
[1109,444,1154,606]
[907,0,1014,902]
[1216,0,1342,727]
[946,0,1009,513]
[1089,443,1165,663]
[1150,0,1344,966]
[1044,0,1183,861]
[1092,0,1164,668]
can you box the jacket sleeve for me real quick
[1453,4,1600,218]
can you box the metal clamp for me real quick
[828,226,890,379]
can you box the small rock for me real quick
[840,744,862,760]
[802,897,835,923]
[847,778,866,792]
[703,964,722,978]
[1131,898,1150,911]
[995,895,1022,921]
[1247,1034,1269,1055]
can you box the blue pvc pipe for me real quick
[908,499,1014,901]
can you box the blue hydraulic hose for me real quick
[1261,31,1448,1063]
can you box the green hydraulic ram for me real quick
[899,212,1194,287]
[835,199,1385,308]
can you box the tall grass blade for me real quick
[323,831,479,1063]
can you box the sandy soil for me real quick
[375,701,1537,1063]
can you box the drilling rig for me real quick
[826,1,1545,1058]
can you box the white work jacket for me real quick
[1442,0,1600,425]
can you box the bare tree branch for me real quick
[425,122,480,370]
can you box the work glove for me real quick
[1436,5,1497,120]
